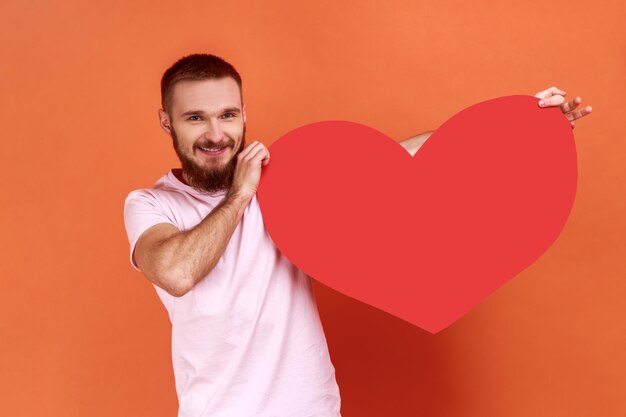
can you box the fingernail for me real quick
[539,100,545,106]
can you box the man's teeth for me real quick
[199,146,225,152]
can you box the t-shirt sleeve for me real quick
[123,190,179,271]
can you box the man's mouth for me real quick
[197,145,229,156]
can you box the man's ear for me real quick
[158,109,172,136]
[242,104,247,123]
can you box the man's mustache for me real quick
[195,140,233,149]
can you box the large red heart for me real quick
[257,95,577,333]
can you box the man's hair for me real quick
[160,53,243,113]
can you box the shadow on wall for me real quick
[312,280,458,417]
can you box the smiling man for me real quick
[123,53,592,417]
[124,54,342,417]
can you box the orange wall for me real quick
[1,0,624,416]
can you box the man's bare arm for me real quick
[397,86,594,156]
[134,191,251,297]
[398,131,434,156]
[134,141,270,297]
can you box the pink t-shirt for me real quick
[123,170,341,417]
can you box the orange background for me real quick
[1,0,624,416]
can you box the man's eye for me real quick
[222,113,235,119]
[188,115,202,121]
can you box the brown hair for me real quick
[160,53,243,113]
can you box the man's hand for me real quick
[534,86,593,129]
[228,141,271,202]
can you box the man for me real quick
[123,53,592,417]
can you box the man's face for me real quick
[165,77,246,192]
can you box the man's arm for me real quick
[397,86,593,157]
[393,87,593,159]
[133,141,270,297]
[398,130,434,156]
[134,192,251,297]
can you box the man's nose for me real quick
[204,119,225,142]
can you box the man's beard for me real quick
[171,124,246,193]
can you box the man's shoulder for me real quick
[125,171,179,202]
[123,172,186,229]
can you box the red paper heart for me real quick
[257,95,577,333]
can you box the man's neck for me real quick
[172,168,189,185]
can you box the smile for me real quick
[197,146,228,156]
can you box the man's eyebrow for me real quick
[180,107,242,117]
[180,110,204,117]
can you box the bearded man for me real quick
[123,53,592,417]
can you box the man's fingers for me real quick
[244,144,269,165]
[538,95,566,107]
[565,105,593,121]
[560,96,581,113]
[242,144,264,162]
[239,141,262,159]
[534,86,567,99]
[533,87,592,127]
[256,147,270,166]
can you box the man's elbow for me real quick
[155,261,218,297]
[163,277,193,297]
[137,251,216,297]
[147,265,195,298]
